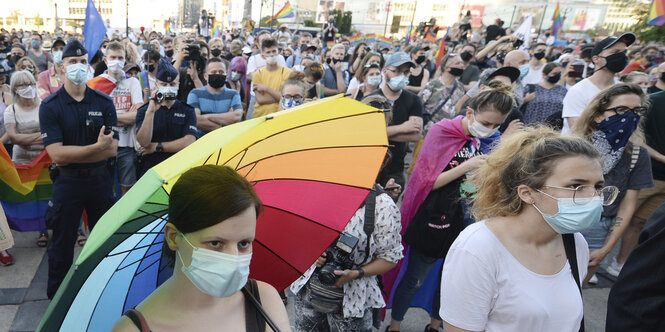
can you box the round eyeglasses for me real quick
[539,185,619,206]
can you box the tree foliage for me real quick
[628,0,665,42]
[303,19,318,27]
[260,15,279,27]
[330,9,352,34]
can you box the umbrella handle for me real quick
[241,286,282,332]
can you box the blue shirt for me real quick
[39,86,119,169]
[321,66,350,92]
[187,86,241,137]
[136,100,197,164]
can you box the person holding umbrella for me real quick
[111,165,290,332]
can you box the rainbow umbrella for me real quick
[37,95,388,331]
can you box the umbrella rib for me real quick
[254,238,305,276]
[144,201,168,207]
[224,111,384,164]
[234,149,249,170]
[235,144,387,171]
[203,152,213,165]
[215,148,222,165]
[253,177,373,192]
[122,232,165,313]
[137,209,169,224]
[111,241,165,260]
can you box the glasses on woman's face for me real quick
[539,185,619,206]
[15,82,34,89]
[603,105,647,117]
[283,94,303,102]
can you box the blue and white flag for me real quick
[83,0,107,62]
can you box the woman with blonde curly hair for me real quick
[441,126,617,332]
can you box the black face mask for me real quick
[326,58,332,64]
[646,54,657,62]
[211,49,222,57]
[207,74,226,89]
[164,49,174,57]
[10,55,21,66]
[147,64,155,72]
[460,51,473,62]
[601,52,628,73]
[332,58,340,64]
[449,67,464,77]
[415,55,426,64]
[546,73,561,84]
[534,51,546,60]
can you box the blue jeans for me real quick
[391,247,442,321]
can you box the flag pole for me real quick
[538,4,548,34]
[271,0,275,29]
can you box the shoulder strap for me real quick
[123,309,151,332]
[630,145,640,172]
[563,234,585,332]
[242,279,280,332]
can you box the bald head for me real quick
[504,50,529,68]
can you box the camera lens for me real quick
[317,268,338,286]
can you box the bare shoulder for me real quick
[254,281,292,332]
[110,315,141,332]
[255,280,281,302]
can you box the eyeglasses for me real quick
[386,67,410,76]
[539,185,619,206]
[283,94,303,101]
[603,106,647,116]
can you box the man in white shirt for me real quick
[88,42,143,195]
[521,43,547,85]
[246,31,286,79]
[561,32,636,135]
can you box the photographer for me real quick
[198,10,212,41]
[135,59,196,177]
[323,16,338,46]
[291,95,403,331]
[174,41,209,103]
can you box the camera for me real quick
[513,39,524,48]
[155,91,176,102]
[185,43,201,61]
[317,233,359,285]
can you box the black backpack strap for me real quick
[242,279,281,332]
[563,233,585,332]
[122,308,151,332]
[362,185,384,265]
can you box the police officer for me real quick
[39,39,118,299]
[136,58,196,177]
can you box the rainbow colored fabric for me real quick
[213,21,222,38]
[378,36,393,49]
[364,33,376,44]
[267,1,295,23]
[648,0,665,26]
[551,2,563,36]
[0,146,52,232]
[349,34,363,46]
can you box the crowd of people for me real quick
[1,13,665,331]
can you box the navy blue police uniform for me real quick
[135,58,197,177]
[39,40,119,299]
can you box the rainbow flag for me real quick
[435,27,450,66]
[164,20,171,35]
[87,74,117,95]
[406,24,414,42]
[213,21,223,38]
[349,34,363,46]
[365,33,376,44]
[0,146,52,232]
[648,0,665,26]
[138,71,151,91]
[551,2,563,36]
[378,36,392,49]
[266,1,295,23]
[324,40,335,52]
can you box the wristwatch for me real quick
[156,142,164,152]
[355,268,365,279]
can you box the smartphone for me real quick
[513,39,524,48]
[570,63,585,78]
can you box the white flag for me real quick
[513,16,533,51]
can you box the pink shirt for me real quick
[37,67,63,100]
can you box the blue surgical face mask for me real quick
[367,75,382,87]
[532,192,603,234]
[66,63,88,85]
[388,75,408,91]
[53,51,63,64]
[178,234,252,298]
[30,40,39,49]
[518,64,530,79]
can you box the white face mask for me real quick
[16,85,36,99]
[178,234,252,298]
[265,55,278,65]
[107,59,125,73]
[468,114,498,138]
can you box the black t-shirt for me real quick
[404,140,481,258]
[645,91,665,180]
[485,24,506,43]
[647,85,662,94]
[369,88,424,176]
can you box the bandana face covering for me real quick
[592,110,640,174]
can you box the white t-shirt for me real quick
[560,78,602,135]
[440,221,588,332]
[247,54,287,75]
[101,74,143,148]
[522,63,545,85]
[4,102,43,164]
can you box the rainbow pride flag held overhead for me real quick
[267,1,295,23]
[648,0,665,26]
[435,27,450,66]
[377,36,393,49]
[213,21,223,38]
[551,2,563,36]
[0,146,52,232]
[364,33,376,44]
[349,34,363,46]
[406,24,414,42]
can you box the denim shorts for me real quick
[580,216,615,251]
[116,147,137,187]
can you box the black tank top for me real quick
[123,279,267,332]
[408,67,424,87]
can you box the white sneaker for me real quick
[588,274,598,284]
[606,259,624,277]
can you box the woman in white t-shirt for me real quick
[440,126,619,332]
[4,70,47,247]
